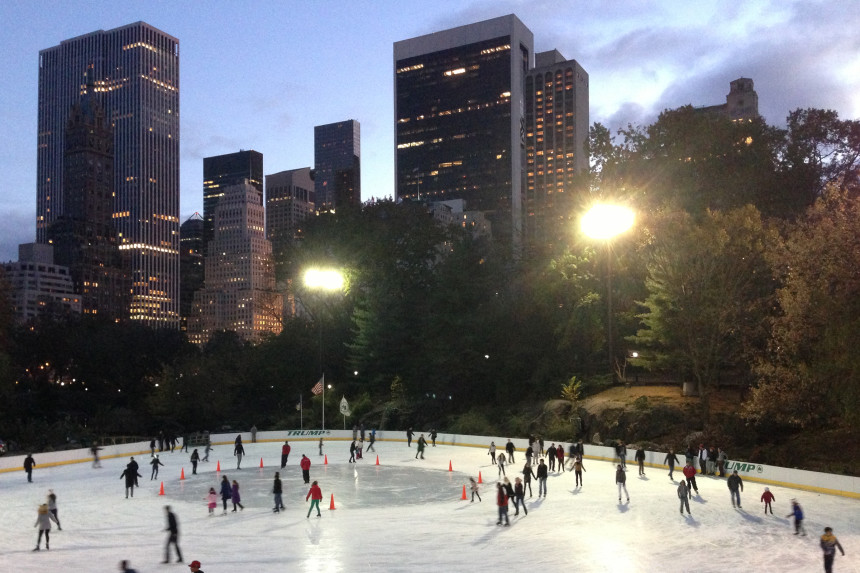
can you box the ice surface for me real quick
[1,440,858,572]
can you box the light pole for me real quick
[303,268,345,430]
[581,204,635,380]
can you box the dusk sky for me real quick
[1,0,858,262]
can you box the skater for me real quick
[91,442,102,468]
[356,439,363,460]
[556,442,565,472]
[616,464,629,502]
[24,453,36,482]
[761,487,775,514]
[219,475,232,512]
[189,560,205,573]
[664,449,680,480]
[536,458,548,497]
[522,461,536,496]
[470,476,481,502]
[300,454,312,484]
[488,441,497,465]
[273,472,284,512]
[546,443,557,471]
[203,440,211,462]
[717,447,728,477]
[190,449,200,475]
[513,477,528,516]
[250,425,257,443]
[573,455,586,487]
[727,470,744,508]
[678,479,691,514]
[181,433,189,453]
[698,444,708,475]
[367,432,376,452]
[47,490,62,530]
[525,444,534,467]
[406,427,414,447]
[150,455,164,480]
[496,482,510,526]
[281,441,291,468]
[682,461,699,495]
[128,457,140,487]
[506,439,515,463]
[820,527,845,573]
[206,487,217,515]
[635,445,646,476]
[615,441,627,469]
[306,480,322,517]
[497,452,507,477]
[234,435,245,470]
[150,438,156,457]
[33,503,58,551]
[430,428,438,447]
[121,465,142,498]
[319,437,324,456]
[230,479,244,512]
[415,434,427,459]
[349,440,357,463]
[787,499,806,535]
[162,505,183,563]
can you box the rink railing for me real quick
[1,429,858,499]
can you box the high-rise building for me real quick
[394,15,534,247]
[524,50,589,248]
[38,22,180,327]
[314,121,360,210]
[696,78,759,121]
[265,167,315,282]
[179,213,204,331]
[187,181,282,345]
[3,244,81,324]
[202,150,263,254]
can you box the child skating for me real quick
[761,487,775,514]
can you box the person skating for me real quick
[682,461,699,495]
[406,427,414,447]
[546,443,557,471]
[505,439,515,463]
[556,443,565,472]
[573,456,586,487]
[761,487,775,514]
[616,441,627,469]
[430,428,438,447]
[91,442,102,468]
[306,480,323,517]
[678,479,691,515]
[496,482,510,526]
[273,472,285,512]
[525,444,533,467]
[203,440,212,462]
[522,461,536,496]
[24,453,36,482]
[300,454,312,484]
[698,444,708,475]
[219,475,232,513]
[787,499,806,535]
[206,487,217,516]
[727,470,744,508]
[281,441,291,468]
[497,453,506,477]
[367,432,376,452]
[46,490,62,530]
[717,448,728,477]
[188,559,205,573]
[664,449,680,481]
[150,455,164,480]
[319,437,324,456]
[820,527,845,573]
[616,464,629,502]
[231,479,244,512]
[128,457,140,487]
[536,458,548,497]
[33,503,58,551]
[234,435,245,470]
[190,449,200,475]
[121,466,142,498]
[513,477,528,516]
[349,440,357,463]
[415,434,427,459]
[150,438,156,457]
[470,477,481,502]
[635,446,646,476]
[162,505,183,563]
[488,441,497,465]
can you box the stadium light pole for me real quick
[580,204,635,381]
[304,268,345,430]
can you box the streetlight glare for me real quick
[581,204,635,240]
[304,268,345,291]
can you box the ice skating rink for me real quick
[1,439,858,572]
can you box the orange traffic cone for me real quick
[260,457,264,469]
[461,485,467,500]
[180,468,185,480]
[448,460,453,472]
[478,471,483,484]
[329,494,336,510]
[375,455,380,466]
[159,481,165,495]
[324,455,328,465]
[216,460,221,472]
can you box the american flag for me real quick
[311,378,323,396]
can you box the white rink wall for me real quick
[2,429,859,498]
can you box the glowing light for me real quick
[304,269,344,291]
[581,204,635,240]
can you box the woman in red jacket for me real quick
[306,480,322,518]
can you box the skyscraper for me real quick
[394,15,534,247]
[265,167,315,282]
[202,150,264,254]
[38,22,180,326]
[314,120,361,210]
[179,213,204,331]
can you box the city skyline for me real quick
[1,0,858,261]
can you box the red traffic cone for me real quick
[329,494,336,510]
[375,455,380,466]
[180,468,185,480]
[159,481,165,496]
[260,457,264,469]
[461,485,467,500]
[478,471,483,484]
[324,454,328,465]
[216,460,221,472]
[448,460,453,472]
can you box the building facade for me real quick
[3,244,82,324]
[202,150,264,254]
[179,212,204,331]
[38,22,180,327]
[394,14,534,248]
[188,181,282,345]
[696,77,759,121]
[265,167,315,282]
[314,121,360,210]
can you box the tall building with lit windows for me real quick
[394,15,534,248]
[314,121,360,211]
[524,50,589,248]
[203,150,263,255]
[265,167,315,282]
[38,22,180,327]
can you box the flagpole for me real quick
[300,394,303,430]
[322,373,325,431]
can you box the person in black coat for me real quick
[406,428,414,447]
[24,454,36,482]
[349,440,356,463]
[121,466,142,498]
[635,446,646,476]
[150,455,164,480]
[536,459,549,497]
[127,457,140,486]
[505,439,515,463]
[522,461,536,497]
[190,449,200,475]
[664,449,680,480]
[234,437,245,470]
[162,505,183,564]
[272,472,284,513]
[219,475,232,512]
[616,464,629,502]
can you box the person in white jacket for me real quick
[33,503,59,551]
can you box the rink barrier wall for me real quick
[2,431,859,499]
